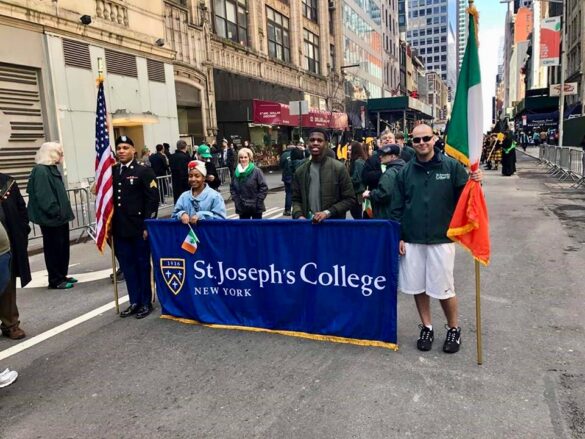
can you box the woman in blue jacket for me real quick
[172,160,226,223]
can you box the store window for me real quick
[214,0,248,46]
[266,7,290,62]
[303,29,320,74]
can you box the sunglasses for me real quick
[412,135,433,144]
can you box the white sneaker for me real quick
[0,369,18,388]
[0,368,10,378]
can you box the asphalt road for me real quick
[1,153,584,438]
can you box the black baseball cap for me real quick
[115,135,134,147]
[379,144,401,156]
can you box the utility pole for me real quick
[558,0,567,147]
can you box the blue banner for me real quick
[146,219,400,349]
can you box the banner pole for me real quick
[111,239,120,314]
[475,259,483,365]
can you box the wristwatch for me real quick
[324,210,331,218]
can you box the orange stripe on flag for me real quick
[447,180,490,265]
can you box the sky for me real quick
[472,0,509,131]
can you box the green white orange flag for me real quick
[445,3,490,265]
[181,228,199,254]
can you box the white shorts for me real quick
[398,242,456,300]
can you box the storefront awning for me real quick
[111,110,159,127]
[252,100,348,130]
[366,96,433,119]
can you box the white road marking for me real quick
[228,207,281,219]
[0,295,129,361]
[25,268,114,289]
[265,208,285,219]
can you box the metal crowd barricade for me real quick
[157,174,174,208]
[538,144,585,188]
[26,186,93,242]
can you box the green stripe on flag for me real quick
[445,12,481,167]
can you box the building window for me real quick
[303,29,320,74]
[330,44,335,72]
[302,0,318,22]
[267,7,290,62]
[214,0,248,46]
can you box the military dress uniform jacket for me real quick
[112,161,159,238]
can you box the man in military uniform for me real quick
[112,135,159,319]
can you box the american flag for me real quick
[94,80,115,252]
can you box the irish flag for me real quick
[181,228,199,254]
[445,3,490,265]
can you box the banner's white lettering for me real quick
[193,260,386,297]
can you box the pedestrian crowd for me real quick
[0,123,496,387]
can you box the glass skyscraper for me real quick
[343,0,384,99]
[404,0,457,99]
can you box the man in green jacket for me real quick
[390,124,482,354]
[292,128,356,222]
[362,144,405,219]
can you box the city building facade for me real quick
[404,0,457,99]
[0,0,180,187]
[456,0,467,72]
[426,71,449,131]
[342,0,384,100]
[203,0,346,148]
[381,0,401,97]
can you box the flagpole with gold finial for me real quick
[98,57,120,314]
[468,0,483,366]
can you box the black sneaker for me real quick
[443,326,461,354]
[417,324,434,351]
[283,211,292,216]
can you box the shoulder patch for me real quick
[150,179,158,189]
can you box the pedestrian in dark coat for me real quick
[196,144,221,190]
[230,147,268,219]
[226,143,236,179]
[362,144,405,219]
[169,140,191,203]
[149,144,169,177]
[27,142,76,290]
[363,129,395,189]
[0,173,31,339]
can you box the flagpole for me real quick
[97,57,119,314]
[475,260,482,365]
[111,239,120,314]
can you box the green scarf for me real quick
[235,162,255,180]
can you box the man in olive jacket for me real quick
[292,128,356,222]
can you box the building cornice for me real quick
[0,1,174,61]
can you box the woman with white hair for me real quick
[27,142,75,290]
[230,147,268,219]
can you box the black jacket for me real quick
[362,153,382,189]
[0,174,31,287]
[205,160,221,190]
[230,167,268,213]
[112,161,159,238]
[149,152,169,177]
[226,148,236,169]
[169,150,191,201]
